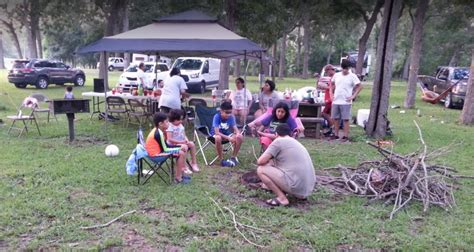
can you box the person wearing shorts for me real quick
[210,101,243,167]
[330,59,362,141]
[317,64,336,137]
[257,124,316,207]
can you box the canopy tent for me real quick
[77,10,267,139]
[77,10,266,60]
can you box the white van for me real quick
[171,57,220,93]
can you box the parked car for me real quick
[97,57,125,71]
[418,66,469,108]
[118,62,170,92]
[7,59,86,89]
[171,57,220,93]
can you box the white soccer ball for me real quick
[105,144,119,157]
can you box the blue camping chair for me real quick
[136,127,175,185]
[193,105,234,166]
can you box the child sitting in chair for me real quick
[166,109,200,174]
[145,112,189,184]
[210,101,244,167]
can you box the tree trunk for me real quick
[233,59,241,77]
[99,0,127,86]
[402,9,415,80]
[366,0,403,138]
[448,47,461,66]
[0,20,23,58]
[122,3,130,69]
[356,0,384,77]
[218,0,236,90]
[403,0,429,109]
[296,26,301,76]
[402,53,410,79]
[327,40,333,64]
[36,28,43,59]
[278,34,287,80]
[302,14,310,79]
[0,31,5,69]
[460,50,474,124]
[25,0,39,59]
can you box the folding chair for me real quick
[184,98,208,125]
[193,104,233,166]
[136,127,175,185]
[128,99,152,127]
[106,96,129,126]
[29,93,57,123]
[7,97,41,137]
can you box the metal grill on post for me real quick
[52,99,90,142]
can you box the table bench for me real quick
[297,102,325,138]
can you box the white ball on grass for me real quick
[105,144,119,157]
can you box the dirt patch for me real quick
[142,207,169,221]
[123,228,155,251]
[187,212,200,224]
[209,169,320,211]
[18,233,34,250]
[68,188,93,202]
[66,136,108,147]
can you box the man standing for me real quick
[137,62,146,95]
[330,59,362,141]
[317,64,336,137]
[257,124,316,206]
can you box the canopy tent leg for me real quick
[100,51,109,140]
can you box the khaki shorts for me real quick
[331,104,352,120]
[259,165,302,197]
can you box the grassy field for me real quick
[0,69,473,250]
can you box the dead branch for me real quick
[80,210,136,230]
[316,121,468,219]
[208,196,268,248]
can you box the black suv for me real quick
[8,59,86,89]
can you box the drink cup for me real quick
[111,88,116,95]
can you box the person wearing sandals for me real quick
[210,101,244,167]
[145,112,190,184]
[257,123,315,206]
[166,109,200,174]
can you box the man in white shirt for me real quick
[329,59,362,141]
[159,68,189,113]
[137,62,146,89]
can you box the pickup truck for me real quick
[418,66,469,108]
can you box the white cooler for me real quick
[357,109,370,128]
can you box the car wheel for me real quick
[14,83,27,88]
[74,75,85,86]
[200,81,206,94]
[108,66,114,71]
[36,77,49,89]
[444,93,454,109]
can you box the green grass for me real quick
[0,69,473,250]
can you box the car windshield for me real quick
[126,65,138,72]
[453,68,469,80]
[174,59,202,70]
[144,64,154,73]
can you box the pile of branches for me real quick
[317,121,470,219]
